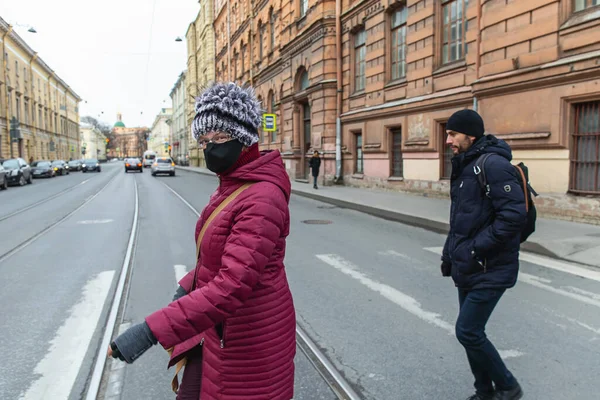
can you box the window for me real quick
[233,50,238,79]
[258,96,264,142]
[301,0,309,17]
[391,8,408,80]
[259,21,265,59]
[24,99,29,124]
[573,0,600,12]
[300,70,309,91]
[442,0,468,64]
[354,29,366,92]
[303,102,311,152]
[270,9,276,51]
[241,42,246,76]
[355,132,363,174]
[440,122,453,179]
[570,101,600,194]
[16,97,21,120]
[390,128,403,177]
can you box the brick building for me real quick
[338,0,600,222]
[214,0,339,181]
[210,0,600,221]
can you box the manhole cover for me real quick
[302,219,333,225]
[317,205,336,209]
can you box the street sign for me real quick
[263,114,276,132]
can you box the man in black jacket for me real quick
[441,110,526,400]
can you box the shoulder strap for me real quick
[195,182,255,260]
[473,153,493,197]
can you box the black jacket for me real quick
[309,156,321,177]
[442,135,527,290]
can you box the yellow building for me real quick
[185,0,216,167]
[1,17,81,162]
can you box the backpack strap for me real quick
[473,153,493,197]
[513,165,530,212]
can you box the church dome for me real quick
[114,121,126,128]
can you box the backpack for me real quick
[473,154,538,243]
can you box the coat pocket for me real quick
[452,241,482,275]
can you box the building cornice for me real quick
[0,16,81,101]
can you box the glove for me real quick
[441,261,452,277]
[110,321,157,364]
[172,285,187,302]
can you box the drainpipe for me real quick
[227,0,231,80]
[249,0,254,85]
[473,0,482,113]
[29,53,38,159]
[3,25,14,158]
[334,0,342,183]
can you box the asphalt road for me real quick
[1,162,599,400]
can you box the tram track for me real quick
[0,173,104,224]
[160,180,363,400]
[0,169,120,265]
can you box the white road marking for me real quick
[86,179,139,400]
[316,254,524,359]
[103,322,131,399]
[424,246,600,282]
[18,271,115,400]
[80,179,90,185]
[423,247,600,309]
[378,250,423,264]
[77,219,114,225]
[174,264,188,283]
[565,286,600,301]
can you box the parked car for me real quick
[0,163,8,190]
[31,161,56,178]
[82,159,101,172]
[68,159,83,171]
[51,160,70,175]
[2,158,33,186]
[151,157,175,176]
[125,158,143,173]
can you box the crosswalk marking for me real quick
[423,247,600,309]
[19,271,115,400]
[316,253,524,359]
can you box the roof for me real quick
[114,121,126,128]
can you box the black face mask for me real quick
[204,140,244,174]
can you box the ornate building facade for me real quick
[111,113,148,159]
[1,17,81,162]
[186,0,216,167]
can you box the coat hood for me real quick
[223,150,291,202]
[457,134,512,167]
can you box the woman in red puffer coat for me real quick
[108,82,296,400]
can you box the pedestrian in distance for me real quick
[309,150,321,189]
[107,82,296,400]
[441,109,527,400]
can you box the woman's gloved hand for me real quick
[107,321,157,364]
[172,285,187,302]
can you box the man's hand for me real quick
[441,261,452,277]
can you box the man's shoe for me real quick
[492,384,523,400]
[466,392,494,400]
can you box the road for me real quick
[0,161,599,399]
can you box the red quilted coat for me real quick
[146,149,296,400]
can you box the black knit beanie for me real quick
[446,109,485,138]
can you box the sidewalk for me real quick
[176,165,600,268]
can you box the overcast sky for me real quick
[1,0,199,128]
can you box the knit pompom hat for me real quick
[192,82,263,147]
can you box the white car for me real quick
[151,157,175,176]
[143,150,157,168]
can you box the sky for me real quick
[1,0,199,128]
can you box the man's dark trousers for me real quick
[456,288,518,394]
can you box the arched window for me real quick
[258,20,264,59]
[269,8,275,51]
[240,40,246,76]
[233,49,239,80]
[257,95,264,143]
[297,68,309,91]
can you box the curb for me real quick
[176,166,580,265]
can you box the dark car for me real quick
[31,161,56,178]
[51,160,70,175]
[125,158,143,173]
[2,158,33,186]
[68,160,82,171]
[82,159,101,172]
[0,162,8,190]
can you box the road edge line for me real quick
[85,177,139,400]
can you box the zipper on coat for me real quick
[216,321,226,348]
